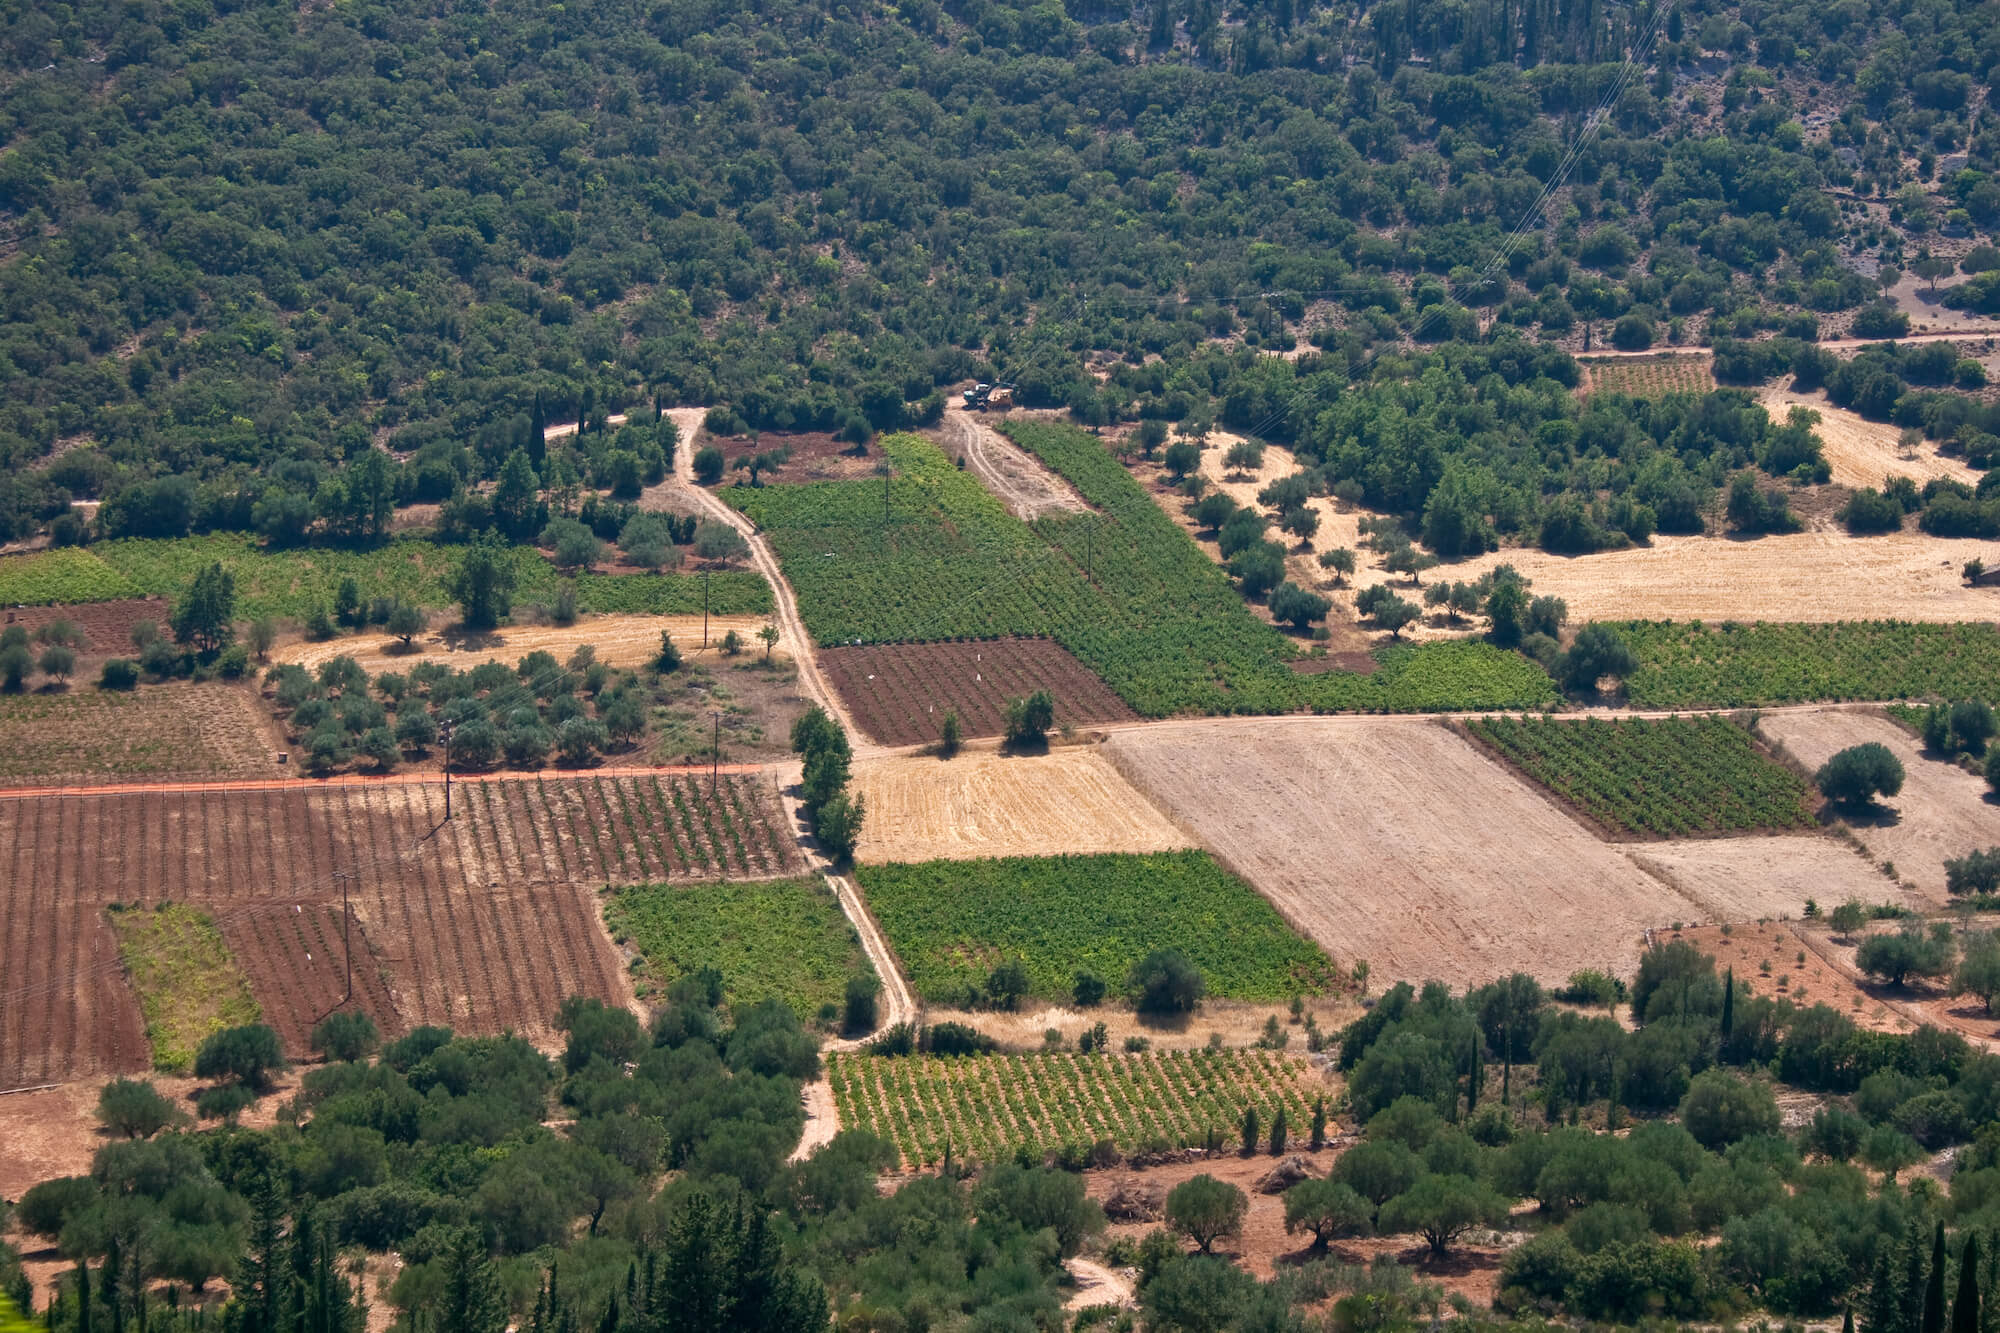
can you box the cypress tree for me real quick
[1310,1097,1327,1149]
[1240,1105,1260,1156]
[1720,967,1735,1046]
[1269,1107,1288,1155]
[1923,1222,1949,1333]
[1863,1244,1904,1333]
[76,1263,92,1333]
[1950,1235,1980,1333]
[1467,1033,1482,1112]
[1845,1307,1856,1333]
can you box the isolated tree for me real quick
[172,562,237,653]
[194,1023,287,1091]
[1004,690,1055,747]
[96,1078,182,1139]
[37,644,74,684]
[1372,593,1420,638]
[1557,623,1638,695]
[758,623,780,661]
[1280,506,1321,545]
[1857,921,1954,988]
[1678,1070,1781,1149]
[0,643,30,692]
[1163,441,1202,481]
[1382,542,1438,585]
[1954,930,2000,1014]
[448,538,517,630]
[938,709,962,757]
[1166,1175,1247,1254]
[1816,742,1906,811]
[1129,949,1205,1015]
[1318,547,1356,584]
[246,617,276,661]
[386,601,427,646]
[1269,581,1332,630]
[1377,1174,1509,1258]
[693,446,726,484]
[310,1010,380,1063]
[693,520,749,561]
[1829,900,1868,939]
[1283,1179,1372,1252]
[814,790,865,863]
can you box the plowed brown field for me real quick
[0,772,800,1086]
[1102,717,1852,986]
[822,637,1136,746]
[220,903,404,1055]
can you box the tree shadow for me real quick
[1819,800,1903,829]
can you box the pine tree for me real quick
[441,1230,506,1333]
[1864,1244,1905,1333]
[76,1263,92,1333]
[1951,1235,1980,1333]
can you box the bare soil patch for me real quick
[1622,834,1906,922]
[1680,922,1916,1035]
[707,431,882,485]
[0,597,171,671]
[1757,709,2000,901]
[271,612,782,677]
[926,996,1361,1054]
[1102,718,1818,986]
[0,682,281,788]
[219,902,404,1055]
[1757,386,1983,489]
[850,747,1192,864]
[822,636,1135,747]
[936,406,1090,520]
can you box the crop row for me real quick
[1463,714,1817,838]
[0,534,771,620]
[857,852,1336,1005]
[732,427,1556,716]
[1617,621,2000,708]
[827,1049,1326,1166]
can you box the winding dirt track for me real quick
[938,406,1088,520]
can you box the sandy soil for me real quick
[1441,528,1999,623]
[1757,386,1983,489]
[1758,709,2000,901]
[1622,834,1907,922]
[1103,718,1837,986]
[923,995,1361,1053]
[270,612,781,676]
[849,747,1193,864]
[937,407,1089,520]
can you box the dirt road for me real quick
[938,406,1088,520]
[1064,1258,1136,1311]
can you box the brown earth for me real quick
[0,772,799,1084]
[218,902,405,1055]
[1757,709,2000,901]
[0,682,284,788]
[821,636,1136,747]
[1102,717,1841,987]
[1577,354,1717,398]
[1680,922,1916,1036]
[925,996,1361,1054]
[702,431,883,486]
[1756,385,1984,489]
[0,598,172,671]
[849,747,1193,864]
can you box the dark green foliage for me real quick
[1128,949,1206,1016]
[194,1024,286,1091]
[170,563,235,654]
[1165,1175,1246,1253]
[1557,623,1639,695]
[310,1011,380,1064]
[1002,689,1055,747]
[1817,743,1907,810]
[1855,922,1954,988]
[447,537,518,631]
[94,1079,180,1140]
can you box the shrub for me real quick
[1128,949,1205,1015]
[693,446,725,483]
[1838,488,1905,534]
[310,1010,380,1063]
[1945,848,2000,896]
[1003,690,1055,747]
[1678,1070,1780,1148]
[98,658,140,690]
[96,1078,183,1139]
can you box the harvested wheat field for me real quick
[272,612,782,676]
[1621,834,1906,921]
[1444,528,1997,623]
[1102,717,1817,986]
[1757,709,2000,901]
[849,747,1192,864]
[1758,386,1982,489]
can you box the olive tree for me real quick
[1166,1175,1247,1253]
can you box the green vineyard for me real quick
[855,851,1337,1005]
[828,1049,1328,1166]
[731,427,1556,717]
[1463,714,1818,838]
[1619,621,2000,708]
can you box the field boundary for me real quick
[0,762,764,800]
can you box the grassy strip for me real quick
[1463,714,1818,838]
[109,903,261,1072]
[604,876,869,1020]
[0,534,770,621]
[1620,621,2000,708]
[855,850,1337,1006]
[731,427,1555,716]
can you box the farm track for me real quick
[0,773,799,1087]
[938,406,1088,520]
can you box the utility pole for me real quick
[438,717,455,819]
[711,711,721,794]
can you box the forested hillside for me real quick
[3,0,1997,543]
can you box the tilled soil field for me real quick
[1757,708,2000,901]
[1103,718,1832,986]
[0,682,281,787]
[0,598,170,666]
[0,772,799,1085]
[219,902,404,1056]
[821,637,1136,747]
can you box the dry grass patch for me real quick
[849,747,1192,863]
[0,683,279,787]
[110,903,260,1072]
[1757,386,1982,490]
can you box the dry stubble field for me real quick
[849,747,1192,864]
[0,772,799,1086]
[1757,709,2000,900]
[1102,718,1853,986]
[1758,386,1983,490]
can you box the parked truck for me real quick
[962,382,1015,410]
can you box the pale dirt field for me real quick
[1757,708,2000,902]
[849,747,1194,864]
[937,406,1089,520]
[1621,834,1908,922]
[271,612,782,676]
[925,995,1361,1054]
[1102,717,1839,986]
[1757,385,1983,489]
